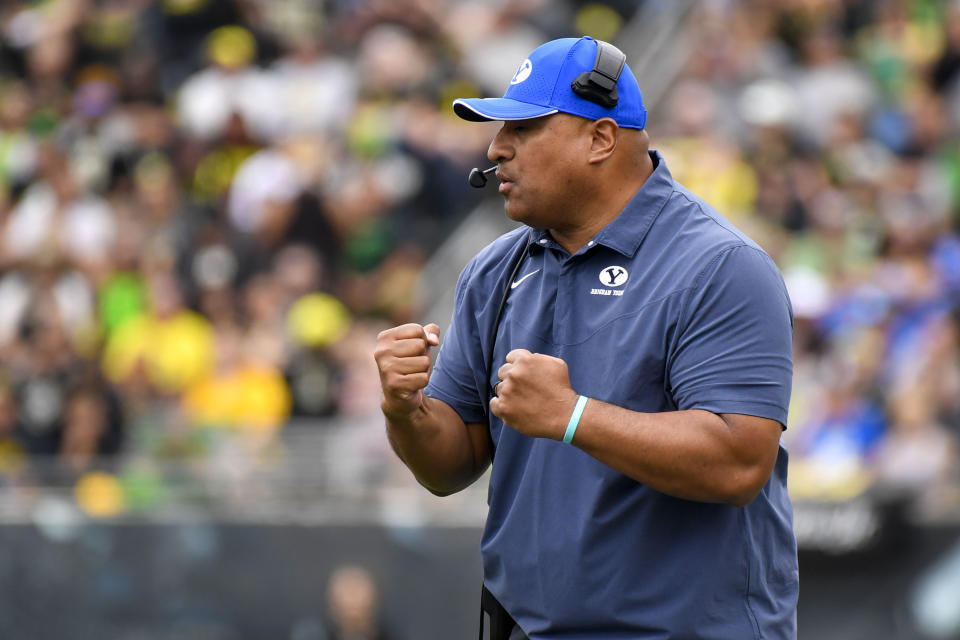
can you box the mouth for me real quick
[496,171,513,194]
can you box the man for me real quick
[374,36,797,639]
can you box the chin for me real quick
[503,201,536,226]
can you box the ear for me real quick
[587,118,618,164]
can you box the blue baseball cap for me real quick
[453,36,647,129]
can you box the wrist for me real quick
[381,394,423,424]
[562,395,589,444]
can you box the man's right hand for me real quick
[374,323,441,420]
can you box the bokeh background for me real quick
[1,0,960,638]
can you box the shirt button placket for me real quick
[554,258,573,345]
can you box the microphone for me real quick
[468,165,497,188]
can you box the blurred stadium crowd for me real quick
[0,0,959,529]
[0,0,512,507]
[656,0,960,523]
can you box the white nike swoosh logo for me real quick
[511,269,541,289]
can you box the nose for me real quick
[487,124,513,164]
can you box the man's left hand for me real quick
[490,349,580,440]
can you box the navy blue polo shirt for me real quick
[425,151,798,639]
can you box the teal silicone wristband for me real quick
[563,395,589,444]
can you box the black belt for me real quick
[479,585,528,640]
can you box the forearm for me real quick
[572,402,779,506]
[385,396,489,496]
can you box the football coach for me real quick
[374,36,798,639]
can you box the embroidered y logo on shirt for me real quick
[599,266,629,287]
[591,265,629,297]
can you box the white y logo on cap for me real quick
[511,59,533,85]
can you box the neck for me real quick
[550,151,655,254]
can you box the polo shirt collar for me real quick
[593,150,673,257]
[527,150,673,257]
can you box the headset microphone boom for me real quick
[468,165,498,188]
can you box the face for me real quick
[487,114,591,228]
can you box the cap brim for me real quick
[453,98,559,122]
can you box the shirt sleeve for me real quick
[667,244,794,427]
[424,260,489,425]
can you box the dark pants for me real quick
[480,586,529,640]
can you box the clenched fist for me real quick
[374,323,440,419]
[490,349,580,440]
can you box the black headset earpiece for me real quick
[571,40,626,109]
